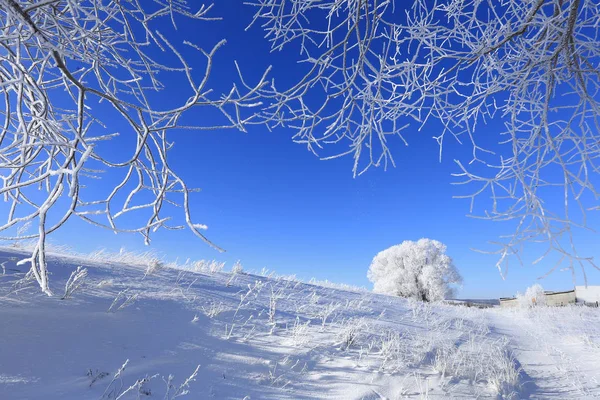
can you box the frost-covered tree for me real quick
[517,284,547,308]
[250,0,600,280]
[367,239,462,302]
[0,1,268,295]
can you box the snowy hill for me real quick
[1,248,600,399]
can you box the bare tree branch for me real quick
[0,0,268,294]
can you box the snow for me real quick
[1,248,600,399]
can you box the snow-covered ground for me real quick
[1,248,600,399]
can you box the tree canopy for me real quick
[367,239,462,302]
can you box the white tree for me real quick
[249,0,600,281]
[0,1,269,295]
[367,239,462,302]
[517,284,547,308]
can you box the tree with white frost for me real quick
[367,239,462,302]
[517,284,547,308]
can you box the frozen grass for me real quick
[432,336,521,398]
[2,247,599,399]
[3,243,365,295]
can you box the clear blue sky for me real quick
[16,3,600,299]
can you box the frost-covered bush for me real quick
[193,260,208,273]
[61,267,87,300]
[367,239,462,302]
[517,284,546,308]
[232,260,244,274]
[209,261,225,274]
[336,317,369,350]
[144,259,164,279]
[192,260,225,274]
[432,336,521,398]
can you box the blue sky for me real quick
[11,2,600,299]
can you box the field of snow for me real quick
[1,248,600,399]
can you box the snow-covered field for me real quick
[1,248,600,399]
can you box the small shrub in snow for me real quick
[201,302,228,318]
[317,302,341,330]
[374,330,407,373]
[163,364,201,399]
[231,260,244,274]
[87,369,109,387]
[517,284,546,308]
[100,360,200,400]
[117,374,156,399]
[61,266,87,300]
[336,317,369,350]
[260,362,290,388]
[193,259,225,274]
[223,323,236,340]
[226,260,244,286]
[431,335,521,398]
[209,260,225,274]
[143,259,164,279]
[101,359,129,399]
[96,279,114,288]
[192,260,208,273]
[289,317,312,346]
[367,239,462,302]
[268,284,285,325]
[233,280,266,319]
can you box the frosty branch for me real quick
[0,0,269,294]
[250,0,600,280]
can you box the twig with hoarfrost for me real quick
[175,271,188,286]
[288,317,311,347]
[224,323,236,340]
[317,302,341,330]
[143,259,164,280]
[115,374,157,400]
[0,0,270,295]
[100,359,129,399]
[233,280,266,320]
[227,260,244,287]
[107,289,139,313]
[193,260,225,274]
[232,260,244,275]
[201,302,228,319]
[336,317,369,351]
[87,369,109,388]
[241,325,257,343]
[262,362,290,389]
[61,266,87,300]
[163,365,201,399]
[250,0,600,280]
[268,284,285,326]
[209,261,225,274]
